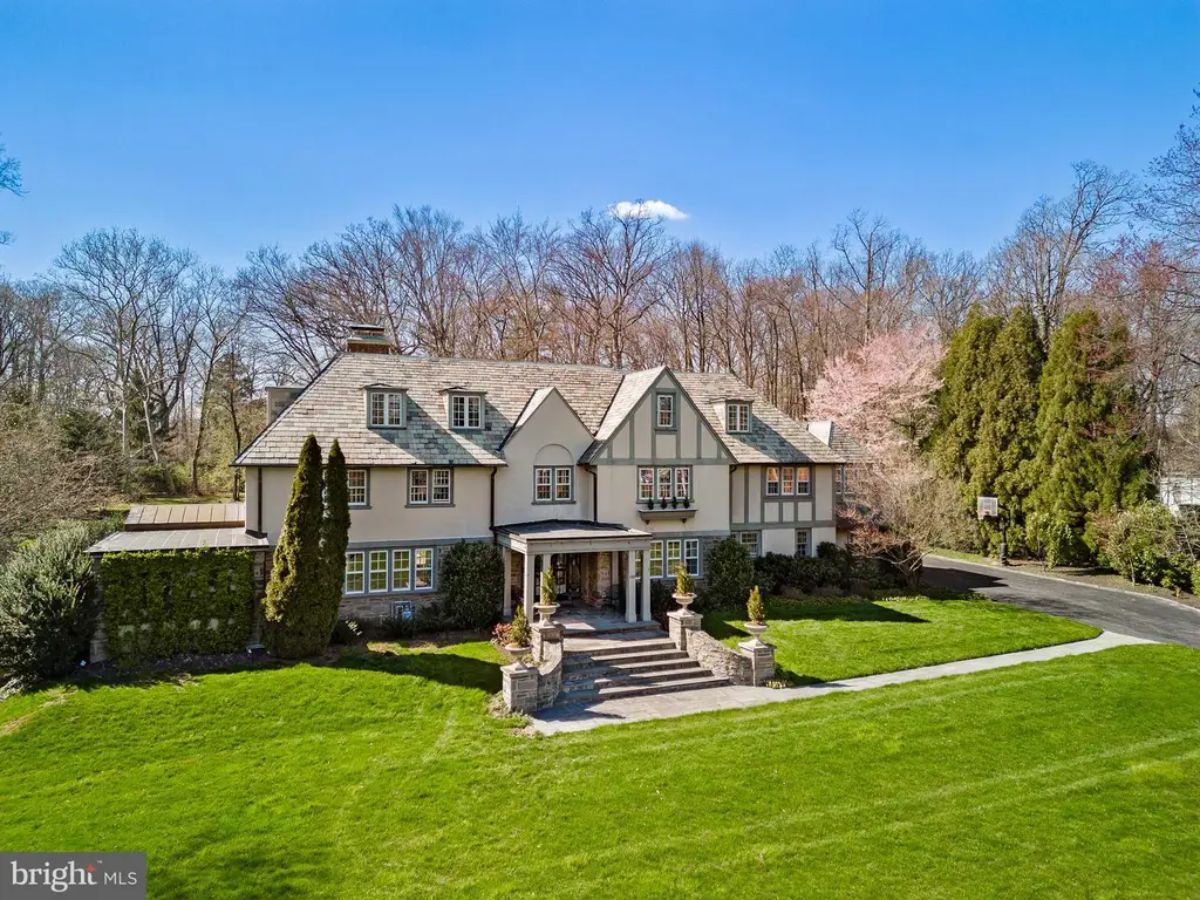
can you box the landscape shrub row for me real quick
[753,543,906,596]
[100,550,256,665]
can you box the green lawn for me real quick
[705,593,1100,684]
[4,640,1200,897]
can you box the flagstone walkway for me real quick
[528,630,1153,735]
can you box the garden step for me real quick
[564,637,678,657]
[562,655,700,680]
[564,647,687,668]
[561,675,731,702]
[587,665,711,689]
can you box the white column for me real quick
[640,548,652,621]
[522,551,535,621]
[502,546,512,618]
[625,550,637,623]
[538,553,551,603]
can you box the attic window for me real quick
[450,394,483,430]
[726,402,751,433]
[367,391,405,428]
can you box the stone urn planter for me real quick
[744,621,768,640]
[672,591,696,612]
[504,642,531,658]
[534,603,559,624]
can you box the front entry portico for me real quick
[494,521,655,623]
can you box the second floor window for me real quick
[656,392,675,429]
[451,394,482,429]
[638,465,692,502]
[727,402,751,433]
[766,465,812,497]
[534,466,573,502]
[368,391,405,427]
[347,469,368,507]
[409,467,452,505]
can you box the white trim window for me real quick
[555,467,573,501]
[347,469,368,507]
[414,548,434,589]
[368,549,389,593]
[344,551,365,594]
[796,528,811,558]
[765,467,781,497]
[408,469,428,505]
[656,467,673,500]
[648,541,664,578]
[666,539,682,576]
[392,548,412,591]
[656,392,675,429]
[737,531,761,557]
[450,394,483,430]
[781,466,795,496]
[683,538,700,576]
[638,467,654,501]
[836,464,849,496]
[368,391,405,428]
[535,467,553,502]
[796,466,811,496]
[431,468,452,504]
[674,467,690,501]
[727,402,751,433]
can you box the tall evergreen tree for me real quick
[320,440,351,639]
[263,434,326,658]
[1025,309,1151,561]
[967,307,1044,526]
[930,308,1003,495]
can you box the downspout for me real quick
[590,465,598,523]
[489,466,498,541]
[256,466,263,535]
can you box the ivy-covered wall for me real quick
[99,550,257,665]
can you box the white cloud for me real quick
[609,199,688,221]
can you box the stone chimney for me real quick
[346,322,394,354]
[806,420,834,446]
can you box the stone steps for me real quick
[557,626,729,703]
[562,653,699,680]
[560,674,731,702]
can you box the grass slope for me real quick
[705,594,1100,684]
[3,641,1198,897]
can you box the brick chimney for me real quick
[346,322,394,354]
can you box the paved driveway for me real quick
[923,555,1200,648]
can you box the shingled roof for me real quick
[234,353,863,467]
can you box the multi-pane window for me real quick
[347,469,368,507]
[431,468,451,504]
[555,467,573,501]
[727,402,751,433]
[392,549,411,591]
[368,391,405,427]
[666,539,682,576]
[638,467,654,501]
[656,392,675,429]
[766,466,781,496]
[409,468,451,505]
[765,465,811,497]
[836,465,849,496]
[368,550,389,593]
[737,531,761,557]
[535,467,553,502]
[796,528,811,558]
[648,542,664,578]
[683,538,700,576]
[344,551,365,594]
[450,394,482,429]
[640,466,693,502]
[414,549,434,589]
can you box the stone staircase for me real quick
[558,624,729,703]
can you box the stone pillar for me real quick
[532,620,563,663]
[667,609,702,652]
[737,638,776,686]
[502,662,538,713]
[502,546,513,618]
[640,548,652,621]
[625,550,637,623]
[522,551,535,621]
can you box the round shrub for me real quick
[704,537,753,608]
[440,542,504,629]
[0,522,105,684]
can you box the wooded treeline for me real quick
[1,101,1199,552]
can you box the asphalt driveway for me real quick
[922,555,1200,648]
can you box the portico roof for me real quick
[494,520,652,555]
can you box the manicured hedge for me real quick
[100,549,256,665]
[753,543,905,595]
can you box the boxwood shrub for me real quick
[100,549,256,665]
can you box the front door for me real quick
[552,553,583,605]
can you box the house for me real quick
[230,324,864,625]
[1159,475,1200,516]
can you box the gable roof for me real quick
[234,353,863,467]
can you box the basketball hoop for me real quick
[976,496,999,520]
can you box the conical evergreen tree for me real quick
[320,440,352,640]
[1024,309,1151,561]
[966,307,1044,547]
[263,434,326,658]
[931,307,1003,499]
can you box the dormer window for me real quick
[367,390,405,428]
[727,401,751,433]
[450,394,483,430]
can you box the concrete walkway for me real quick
[528,630,1153,735]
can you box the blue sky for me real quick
[1,1,1197,279]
